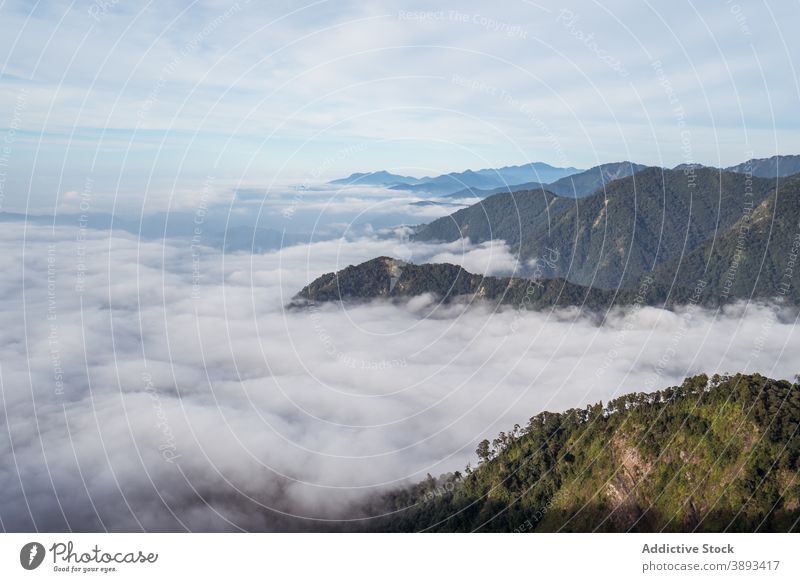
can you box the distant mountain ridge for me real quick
[546,161,648,198]
[329,162,583,196]
[391,162,583,195]
[329,170,419,186]
[329,155,800,198]
[390,169,505,195]
[725,155,800,178]
[443,161,647,200]
[443,181,547,200]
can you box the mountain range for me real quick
[329,155,800,199]
[297,167,800,308]
[330,162,582,195]
[294,160,800,532]
[443,161,647,200]
[415,167,799,290]
[329,170,419,186]
[725,154,800,178]
[543,161,649,199]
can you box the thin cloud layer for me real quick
[0,223,798,531]
[3,1,799,211]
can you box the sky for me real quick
[1,0,799,213]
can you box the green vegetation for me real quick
[649,177,800,306]
[543,161,647,199]
[371,373,800,532]
[293,171,800,310]
[291,256,626,310]
[415,167,783,289]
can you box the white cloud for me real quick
[0,223,798,531]
[2,0,799,211]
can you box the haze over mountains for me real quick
[330,162,582,196]
[330,155,800,200]
[330,170,420,186]
[442,161,647,200]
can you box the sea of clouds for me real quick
[0,222,798,532]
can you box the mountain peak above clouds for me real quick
[329,171,420,186]
[329,163,584,196]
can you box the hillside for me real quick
[391,170,501,195]
[726,155,800,178]
[415,167,780,288]
[649,175,800,305]
[371,373,800,532]
[544,161,648,198]
[290,256,623,310]
[291,221,800,308]
[389,163,582,196]
[486,162,583,184]
[443,181,547,200]
[414,187,572,252]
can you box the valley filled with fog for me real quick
[2,200,797,530]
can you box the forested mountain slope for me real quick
[649,176,800,305]
[372,373,800,532]
[415,167,781,288]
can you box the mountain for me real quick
[329,170,419,186]
[389,163,583,196]
[294,166,800,306]
[327,157,800,191]
[415,167,781,288]
[416,187,570,248]
[442,162,647,201]
[726,155,800,178]
[371,373,800,532]
[476,162,582,185]
[290,256,623,310]
[673,162,707,171]
[648,174,800,305]
[390,170,504,195]
[409,200,464,208]
[543,161,648,198]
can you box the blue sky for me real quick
[1,0,799,212]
